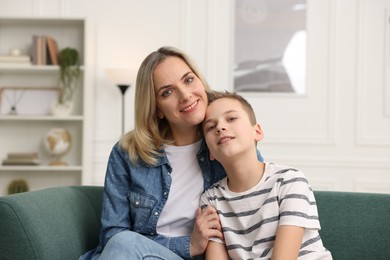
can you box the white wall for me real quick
[1,0,390,193]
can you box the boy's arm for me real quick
[271,225,305,260]
[205,241,229,260]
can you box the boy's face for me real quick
[203,97,263,162]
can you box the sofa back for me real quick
[315,190,390,259]
[0,186,103,260]
[1,186,390,259]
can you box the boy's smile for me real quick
[217,136,235,145]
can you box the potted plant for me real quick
[51,47,81,115]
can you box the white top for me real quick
[156,140,203,237]
[200,162,332,260]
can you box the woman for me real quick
[81,46,228,259]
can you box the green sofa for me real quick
[1,186,390,260]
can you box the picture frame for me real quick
[0,86,61,115]
[233,0,307,94]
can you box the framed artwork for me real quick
[234,0,307,94]
[0,86,61,115]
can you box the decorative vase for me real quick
[50,101,74,116]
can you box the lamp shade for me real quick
[105,68,137,85]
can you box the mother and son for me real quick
[81,46,332,260]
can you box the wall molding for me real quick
[265,156,390,169]
[240,0,336,146]
[355,179,390,193]
[33,0,43,15]
[59,0,69,17]
[356,0,390,146]
[179,0,189,50]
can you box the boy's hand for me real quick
[190,205,223,257]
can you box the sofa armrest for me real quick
[0,186,103,260]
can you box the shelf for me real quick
[0,15,89,196]
[0,165,82,172]
[0,115,83,121]
[0,64,85,72]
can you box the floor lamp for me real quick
[106,68,136,135]
[116,84,129,135]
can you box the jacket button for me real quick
[200,157,205,162]
[163,191,168,196]
[154,211,159,216]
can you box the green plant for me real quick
[8,179,29,195]
[58,48,81,104]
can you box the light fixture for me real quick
[106,68,136,135]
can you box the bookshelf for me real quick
[0,17,91,196]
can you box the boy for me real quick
[200,91,332,259]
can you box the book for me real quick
[31,35,45,65]
[31,35,39,65]
[7,152,39,160]
[2,158,40,166]
[0,55,31,64]
[46,36,59,65]
[41,35,47,65]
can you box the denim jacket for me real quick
[81,139,228,260]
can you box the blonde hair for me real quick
[120,46,211,165]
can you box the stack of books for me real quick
[31,35,59,65]
[0,53,31,65]
[2,152,41,166]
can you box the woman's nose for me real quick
[178,86,191,102]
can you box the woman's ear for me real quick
[157,110,164,119]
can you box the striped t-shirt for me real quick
[200,162,332,259]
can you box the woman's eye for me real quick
[161,89,173,97]
[185,76,194,84]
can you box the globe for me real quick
[43,128,72,166]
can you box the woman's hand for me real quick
[190,205,223,257]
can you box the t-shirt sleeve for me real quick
[200,191,210,208]
[277,170,321,230]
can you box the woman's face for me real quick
[153,56,207,137]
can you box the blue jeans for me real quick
[99,231,184,260]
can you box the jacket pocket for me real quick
[128,190,157,233]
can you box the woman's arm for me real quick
[205,241,229,260]
[98,145,133,247]
[271,225,305,260]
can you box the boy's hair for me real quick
[206,91,257,125]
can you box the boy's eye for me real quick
[228,117,237,122]
[204,124,215,132]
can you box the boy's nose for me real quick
[216,127,226,134]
